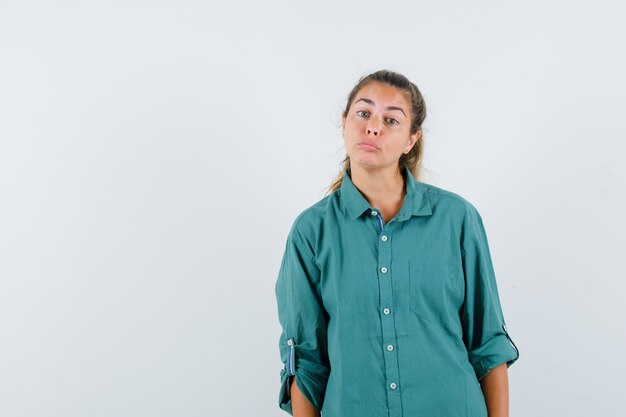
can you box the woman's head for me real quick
[326,69,427,195]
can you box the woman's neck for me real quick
[349,164,406,212]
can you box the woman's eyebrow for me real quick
[354,97,406,117]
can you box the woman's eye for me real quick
[355,111,397,125]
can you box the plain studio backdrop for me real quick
[0,1,624,416]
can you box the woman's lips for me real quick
[358,143,380,151]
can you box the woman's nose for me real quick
[367,117,380,135]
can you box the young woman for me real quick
[274,69,519,417]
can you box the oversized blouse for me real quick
[274,163,519,417]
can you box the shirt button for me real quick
[371,211,378,216]
[387,344,394,351]
[380,267,387,273]
[381,235,388,241]
[383,308,390,314]
[390,383,397,389]
[287,339,293,346]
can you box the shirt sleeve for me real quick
[460,205,520,382]
[274,223,330,415]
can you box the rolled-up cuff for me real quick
[468,328,519,382]
[278,358,330,415]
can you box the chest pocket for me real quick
[408,259,461,327]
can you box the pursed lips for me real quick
[358,142,380,150]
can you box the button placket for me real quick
[375,219,402,414]
[372,210,384,235]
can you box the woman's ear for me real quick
[406,130,421,153]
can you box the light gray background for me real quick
[1,1,624,416]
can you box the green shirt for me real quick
[274,163,519,417]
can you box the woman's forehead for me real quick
[353,82,410,107]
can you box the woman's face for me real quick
[342,81,420,171]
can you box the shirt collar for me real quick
[339,163,432,221]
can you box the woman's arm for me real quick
[290,376,321,417]
[275,224,330,414]
[480,363,509,417]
